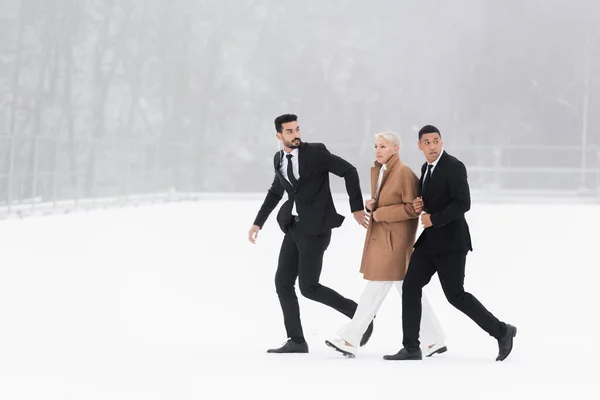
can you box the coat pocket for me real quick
[385,230,393,253]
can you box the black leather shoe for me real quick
[360,320,374,347]
[267,340,309,354]
[496,324,517,361]
[383,348,422,361]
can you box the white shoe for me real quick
[325,337,357,358]
[424,341,448,357]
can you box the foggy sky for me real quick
[0,0,598,200]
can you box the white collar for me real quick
[282,148,299,158]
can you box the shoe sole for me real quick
[426,346,447,357]
[266,350,309,354]
[496,326,517,361]
[383,355,422,361]
[325,340,356,358]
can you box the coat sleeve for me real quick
[430,160,471,227]
[252,158,285,228]
[373,167,420,222]
[316,143,364,213]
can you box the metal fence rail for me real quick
[2,139,599,220]
[0,135,198,219]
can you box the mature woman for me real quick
[326,132,446,358]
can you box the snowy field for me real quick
[0,196,598,399]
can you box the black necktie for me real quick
[422,163,433,194]
[286,154,298,186]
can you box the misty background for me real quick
[1,3,599,397]
[1,0,599,217]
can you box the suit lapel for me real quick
[274,150,282,170]
[423,151,448,199]
[429,151,448,190]
[295,143,308,188]
[274,150,294,192]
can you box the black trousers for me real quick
[275,224,357,341]
[402,248,506,352]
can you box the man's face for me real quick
[418,133,443,163]
[277,121,301,150]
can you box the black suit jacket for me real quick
[253,142,364,235]
[414,151,473,254]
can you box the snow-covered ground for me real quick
[0,197,597,399]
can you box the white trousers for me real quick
[337,280,445,350]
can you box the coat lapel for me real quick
[372,154,399,201]
[370,166,379,197]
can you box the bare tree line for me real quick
[0,0,598,201]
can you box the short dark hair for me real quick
[418,125,441,140]
[274,114,298,133]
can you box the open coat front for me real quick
[359,154,420,281]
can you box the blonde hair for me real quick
[374,131,401,147]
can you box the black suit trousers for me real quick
[401,247,506,351]
[275,223,358,341]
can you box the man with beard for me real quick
[248,113,373,354]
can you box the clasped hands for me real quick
[413,197,432,228]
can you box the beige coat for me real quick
[359,154,420,281]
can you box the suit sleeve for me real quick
[373,167,420,222]
[418,163,426,197]
[316,143,364,213]
[430,161,471,227]
[252,172,285,229]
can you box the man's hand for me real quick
[353,210,369,228]
[365,199,375,211]
[413,197,424,214]
[420,213,433,228]
[248,225,260,244]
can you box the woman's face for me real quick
[375,136,399,164]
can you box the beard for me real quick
[284,138,301,149]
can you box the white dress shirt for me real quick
[279,148,300,216]
[279,148,300,184]
[422,148,444,190]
